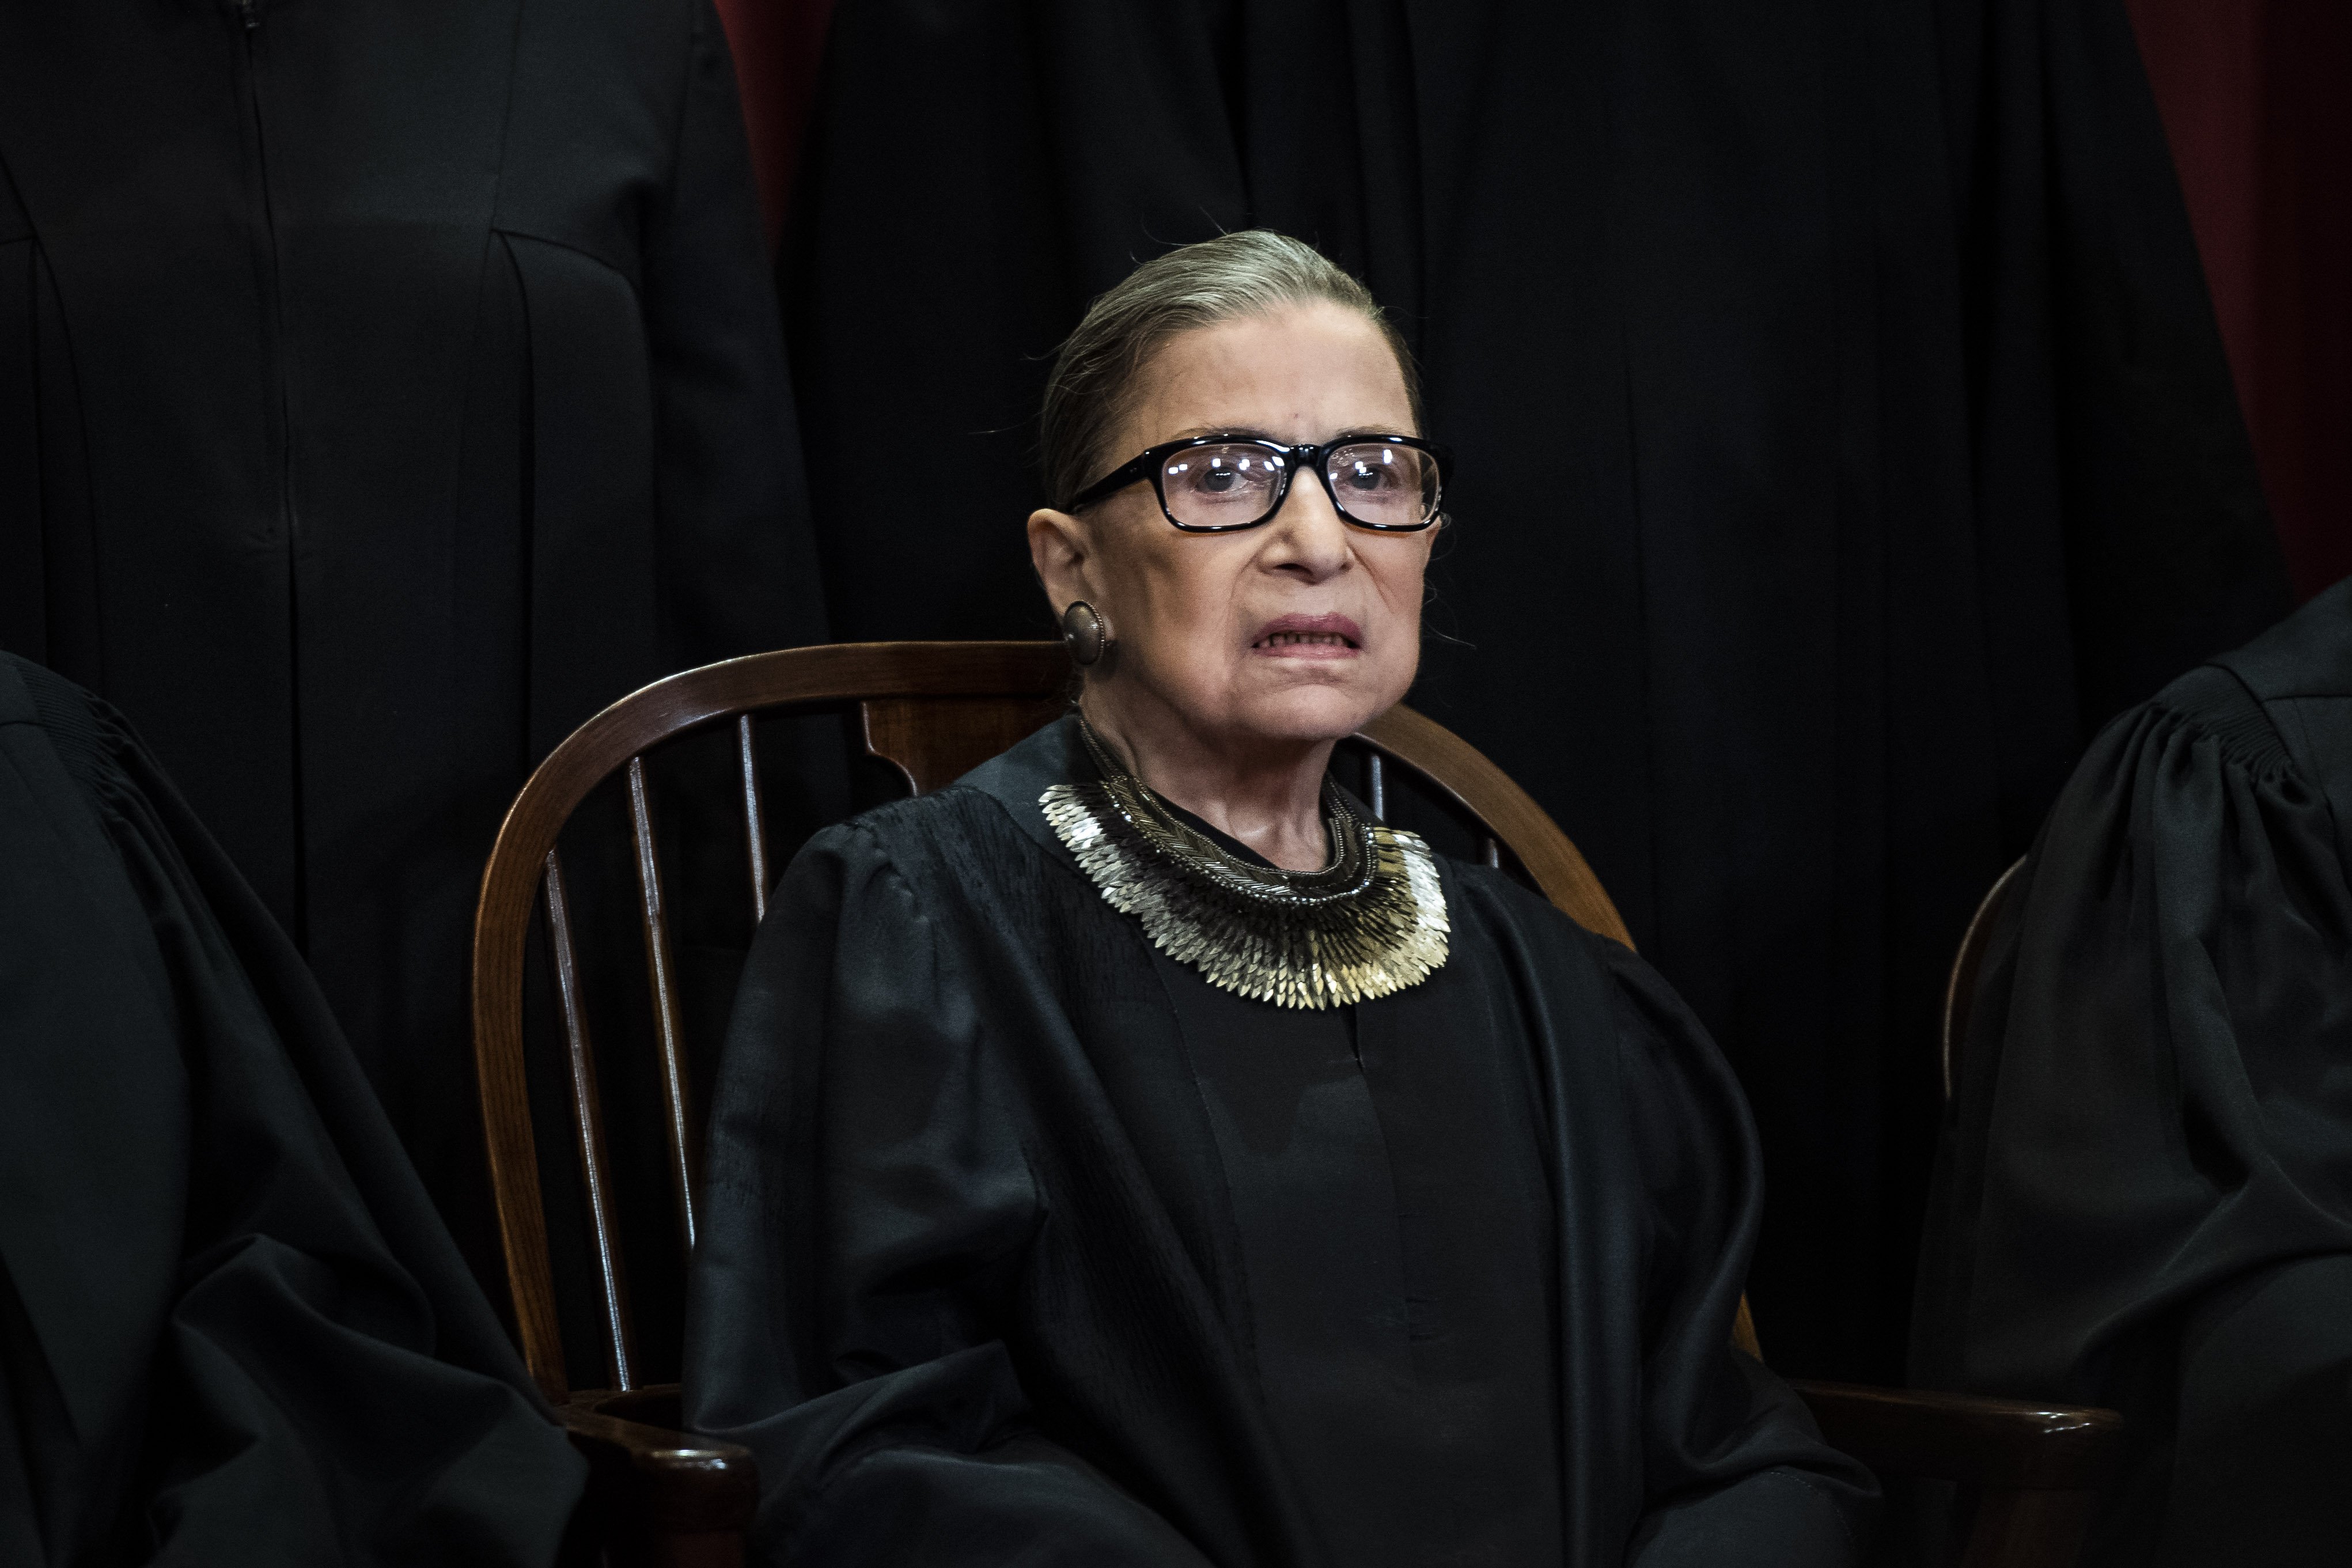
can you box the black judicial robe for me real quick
[0,0,826,1275]
[776,0,2289,1380]
[0,652,584,1565]
[1912,578,2352,1566]
[684,717,1876,1567]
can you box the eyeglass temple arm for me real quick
[1067,455,1153,512]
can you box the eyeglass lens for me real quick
[1157,442,1439,529]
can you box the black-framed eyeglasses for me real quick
[1070,433,1451,533]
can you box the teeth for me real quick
[1260,630,1351,648]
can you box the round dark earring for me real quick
[1060,600,1111,666]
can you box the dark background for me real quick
[719,0,2350,605]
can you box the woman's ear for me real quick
[1028,507,1094,611]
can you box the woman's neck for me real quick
[1079,691,1336,872]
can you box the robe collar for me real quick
[950,710,1092,863]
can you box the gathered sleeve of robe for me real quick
[685,820,1213,1566]
[0,653,585,1566]
[685,732,1874,1568]
[1912,582,2352,1566]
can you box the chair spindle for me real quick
[737,714,770,924]
[541,848,638,1391]
[625,757,700,1254]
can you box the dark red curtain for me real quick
[713,0,832,253]
[721,1,2350,598]
[2122,0,2350,599]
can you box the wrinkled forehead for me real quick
[1119,304,1417,453]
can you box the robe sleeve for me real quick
[0,655,585,1565]
[1592,940,1879,1566]
[642,0,827,668]
[683,821,1215,1567]
[1912,664,2352,1563]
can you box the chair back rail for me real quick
[1942,857,2027,1101]
[474,642,1638,1402]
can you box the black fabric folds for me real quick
[684,717,1875,1567]
[1912,580,2352,1566]
[778,0,2288,1377]
[1109,778,1571,1562]
[0,0,828,1283]
[0,653,585,1565]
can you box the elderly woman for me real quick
[684,232,1873,1566]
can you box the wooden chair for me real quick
[472,642,2118,1567]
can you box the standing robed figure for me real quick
[0,0,827,1266]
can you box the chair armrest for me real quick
[1788,1380,2123,1491]
[559,1386,757,1539]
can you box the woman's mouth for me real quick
[1251,614,1363,658]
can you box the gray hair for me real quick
[1039,230,1422,512]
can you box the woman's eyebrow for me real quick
[1166,424,1277,441]
[1162,425,1410,444]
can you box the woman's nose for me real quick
[1264,470,1353,578]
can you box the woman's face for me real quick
[1029,301,1436,753]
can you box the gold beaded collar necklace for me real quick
[1040,715,1450,1009]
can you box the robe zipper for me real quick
[234,0,310,945]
